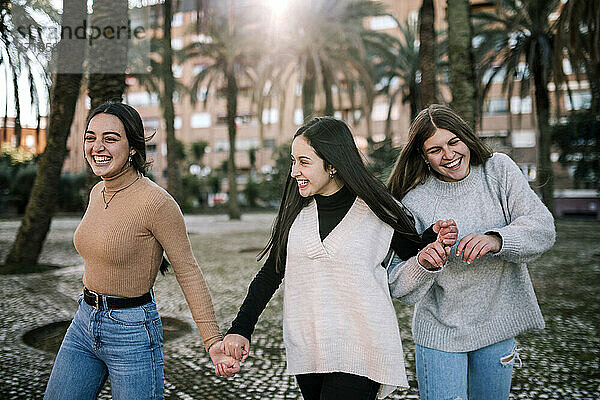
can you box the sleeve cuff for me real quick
[416,250,445,273]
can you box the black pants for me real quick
[296,372,380,400]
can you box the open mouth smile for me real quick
[296,179,309,189]
[93,155,112,165]
[442,157,462,170]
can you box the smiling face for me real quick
[290,135,342,197]
[84,113,134,178]
[423,128,471,182]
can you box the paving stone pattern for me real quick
[1,216,598,399]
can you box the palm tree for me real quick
[87,0,128,113]
[446,0,477,130]
[274,0,393,125]
[83,0,129,197]
[4,0,86,267]
[419,0,436,106]
[474,0,564,214]
[130,2,188,204]
[555,0,600,114]
[184,6,263,220]
[0,0,55,148]
[370,20,421,138]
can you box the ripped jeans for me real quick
[415,338,520,400]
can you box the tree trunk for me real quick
[3,0,86,267]
[86,0,129,197]
[446,0,477,130]
[409,77,421,120]
[384,89,400,140]
[163,0,183,203]
[532,51,555,215]
[226,65,241,220]
[323,66,334,116]
[11,64,22,148]
[302,56,317,121]
[419,0,436,107]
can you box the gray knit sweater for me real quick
[388,152,555,352]
[284,197,408,398]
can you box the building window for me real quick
[213,140,228,152]
[565,91,592,110]
[216,113,257,125]
[172,12,183,27]
[191,113,211,128]
[408,11,418,26]
[128,91,159,106]
[147,144,157,153]
[510,96,532,114]
[294,109,304,125]
[143,118,159,130]
[371,103,389,122]
[262,108,278,125]
[369,15,397,30]
[237,138,259,151]
[196,87,208,101]
[174,116,182,130]
[172,64,183,78]
[25,135,35,148]
[483,98,508,115]
[511,130,536,148]
[482,67,506,84]
[518,163,536,181]
[171,38,183,50]
[263,138,276,149]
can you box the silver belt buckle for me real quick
[92,291,100,309]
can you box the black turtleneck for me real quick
[227,187,437,340]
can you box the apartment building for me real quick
[24,0,592,194]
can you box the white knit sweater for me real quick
[283,197,409,398]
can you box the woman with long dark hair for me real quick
[44,103,238,400]
[386,104,555,400]
[221,117,457,399]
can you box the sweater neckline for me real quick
[103,166,141,194]
[425,163,482,197]
[314,184,355,209]
[302,196,369,259]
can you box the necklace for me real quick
[101,176,140,209]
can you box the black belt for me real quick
[83,287,152,310]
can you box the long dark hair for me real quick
[86,102,170,275]
[387,104,493,200]
[260,117,420,273]
[86,102,153,175]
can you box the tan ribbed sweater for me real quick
[74,166,222,350]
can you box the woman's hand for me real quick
[433,219,458,246]
[221,333,250,363]
[456,233,502,264]
[417,240,448,270]
[209,341,241,377]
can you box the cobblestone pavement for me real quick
[1,216,599,399]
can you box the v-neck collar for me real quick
[301,196,370,259]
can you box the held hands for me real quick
[456,233,502,264]
[221,333,250,363]
[419,219,458,270]
[209,341,240,377]
[433,219,458,246]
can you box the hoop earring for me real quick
[329,171,335,179]
[128,154,133,164]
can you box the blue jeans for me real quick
[44,291,164,400]
[415,338,519,400]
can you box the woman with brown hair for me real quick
[386,104,555,400]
